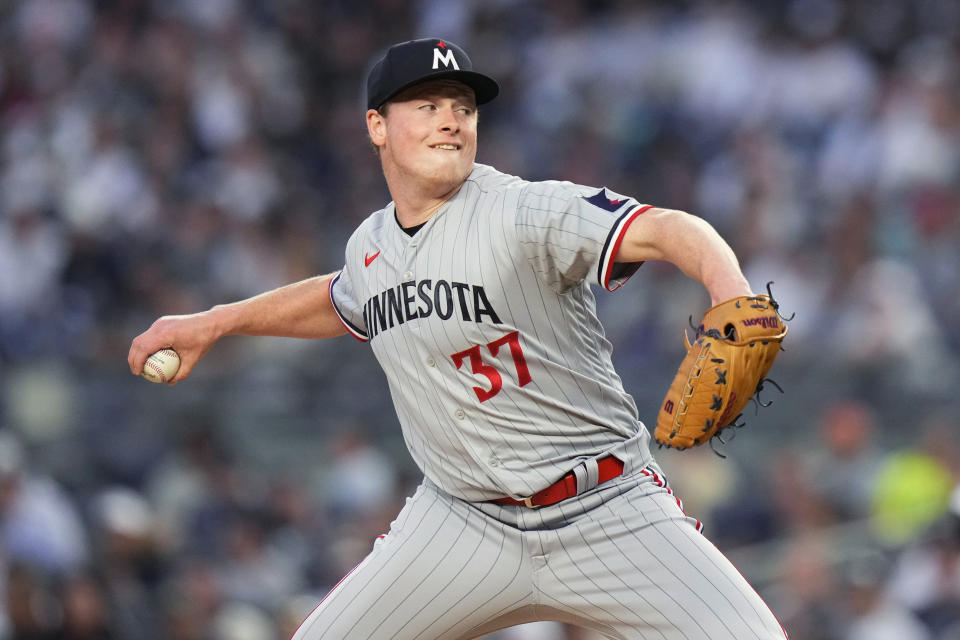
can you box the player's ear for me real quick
[366,108,387,149]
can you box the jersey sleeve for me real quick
[516,182,652,293]
[329,263,369,342]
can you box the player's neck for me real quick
[387,174,464,228]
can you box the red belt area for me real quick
[492,456,625,508]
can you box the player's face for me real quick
[369,81,478,195]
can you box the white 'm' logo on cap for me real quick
[432,46,459,70]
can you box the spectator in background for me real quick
[146,426,232,556]
[886,484,960,638]
[766,535,845,640]
[0,431,87,575]
[320,429,398,520]
[4,563,59,640]
[0,208,68,358]
[871,417,958,546]
[160,561,223,640]
[57,573,116,640]
[806,400,884,522]
[214,510,305,612]
[210,601,275,640]
[840,550,931,640]
[828,258,958,394]
[90,487,162,640]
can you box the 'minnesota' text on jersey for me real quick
[330,164,653,501]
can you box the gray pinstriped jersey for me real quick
[330,163,655,502]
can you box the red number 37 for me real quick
[450,330,532,402]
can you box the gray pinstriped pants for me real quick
[291,463,787,640]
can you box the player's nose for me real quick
[437,105,460,133]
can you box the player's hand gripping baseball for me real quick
[128,311,222,384]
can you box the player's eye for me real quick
[419,103,437,111]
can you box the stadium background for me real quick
[0,0,958,638]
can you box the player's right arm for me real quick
[128,273,347,383]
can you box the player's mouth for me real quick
[430,144,460,151]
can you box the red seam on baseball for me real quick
[145,360,166,382]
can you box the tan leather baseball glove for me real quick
[654,287,789,452]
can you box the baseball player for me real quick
[129,38,788,639]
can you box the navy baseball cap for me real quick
[366,38,499,110]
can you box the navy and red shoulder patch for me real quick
[583,188,628,212]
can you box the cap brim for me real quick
[375,70,499,110]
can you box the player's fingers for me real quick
[128,332,156,376]
[131,312,218,383]
[128,316,178,375]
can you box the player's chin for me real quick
[425,159,472,185]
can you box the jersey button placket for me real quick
[454,409,465,420]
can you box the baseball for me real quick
[141,348,180,383]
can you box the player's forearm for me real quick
[129,274,345,382]
[618,208,751,304]
[210,273,347,340]
[676,217,751,305]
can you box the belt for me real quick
[492,455,625,508]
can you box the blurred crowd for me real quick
[0,0,958,639]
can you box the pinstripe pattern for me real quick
[291,482,536,640]
[318,163,787,638]
[330,164,650,501]
[292,464,786,640]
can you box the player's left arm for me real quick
[614,207,751,305]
